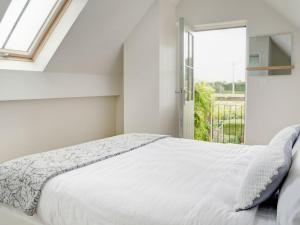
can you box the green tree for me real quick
[194,82,214,140]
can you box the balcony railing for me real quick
[211,98,245,144]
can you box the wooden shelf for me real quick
[247,65,295,71]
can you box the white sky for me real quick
[194,27,247,82]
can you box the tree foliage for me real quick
[209,81,245,94]
[194,82,214,141]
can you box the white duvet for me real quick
[37,137,264,225]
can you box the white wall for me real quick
[124,1,160,133]
[159,0,178,136]
[264,0,300,30]
[0,71,120,101]
[178,0,300,144]
[124,0,177,136]
[0,70,121,163]
[0,97,116,163]
[115,73,124,135]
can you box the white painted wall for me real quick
[159,0,178,136]
[178,0,300,144]
[0,71,120,101]
[264,0,300,30]
[0,97,116,163]
[124,0,177,136]
[124,1,160,134]
[0,70,121,162]
[115,73,124,135]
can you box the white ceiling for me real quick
[45,0,155,75]
[264,0,300,30]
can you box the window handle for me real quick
[175,89,185,94]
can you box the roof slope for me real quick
[45,0,155,75]
[264,0,300,30]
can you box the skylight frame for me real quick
[0,0,72,61]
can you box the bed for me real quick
[0,204,277,225]
[0,128,299,225]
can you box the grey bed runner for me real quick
[0,134,167,216]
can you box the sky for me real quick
[194,27,247,82]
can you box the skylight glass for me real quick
[0,0,67,59]
[0,0,13,23]
[0,0,29,48]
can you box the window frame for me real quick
[0,0,72,61]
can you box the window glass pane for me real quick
[185,67,194,101]
[0,0,29,48]
[5,0,58,52]
[184,31,189,66]
[188,32,193,66]
[0,0,12,23]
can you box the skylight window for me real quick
[0,0,70,60]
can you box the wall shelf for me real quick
[247,65,295,71]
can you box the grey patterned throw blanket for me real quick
[0,134,167,216]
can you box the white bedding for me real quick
[33,137,265,225]
[0,204,277,225]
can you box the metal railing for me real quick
[211,102,245,144]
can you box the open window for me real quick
[0,0,70,61]
[0,0,87,71]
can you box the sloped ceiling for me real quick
[264,0,300,30]
[45,0,155,75]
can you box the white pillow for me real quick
[235,125,300,211]
[277,137,300,225]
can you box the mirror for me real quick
[248,33,293,75]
